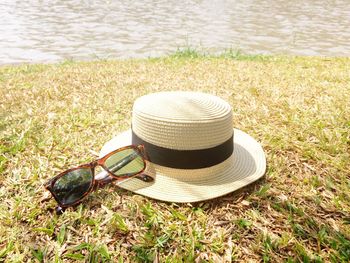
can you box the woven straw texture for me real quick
[99,91,266,202]
[132,91,233,150]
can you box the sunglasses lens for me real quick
[105,148,145,177]
[52,168,93,206]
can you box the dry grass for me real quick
[0,54,349,262]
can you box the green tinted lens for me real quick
[53,168,93,205]
[105,148,145,177]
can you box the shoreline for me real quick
[1,49,350,68]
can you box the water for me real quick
[1,0,349,64]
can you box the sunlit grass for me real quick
[0,55,349,262]
[168,47,272,61]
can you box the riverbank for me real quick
[0,54,349,262]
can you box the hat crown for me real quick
[132,91,233,150]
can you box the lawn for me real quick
[0,53,349,262]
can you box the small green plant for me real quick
[110,213,129,233]
[141,202,163,228]
[31,247,47,262]
[236,218,253,229]
[64,242,111,262]
[255,184,271,197]
[0,241,14,259]
[57,224,66,246]
[170,47,204,59]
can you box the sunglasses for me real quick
[45,145,153,214]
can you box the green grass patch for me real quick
[168,46,272,61]
[0,55,349,261]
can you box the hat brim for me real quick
[99,128,266,203]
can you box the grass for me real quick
[168,47,272,61]
[0,53,350,262]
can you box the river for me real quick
[1,0,349,64]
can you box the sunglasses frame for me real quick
[45,145,151,211]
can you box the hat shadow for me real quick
[191,175,268,210]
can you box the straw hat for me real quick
[99,91,266,202]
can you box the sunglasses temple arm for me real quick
[96,176,115,187]
[137,145,148,159]
[97,173,153,188]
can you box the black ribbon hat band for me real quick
[132,130,234,169]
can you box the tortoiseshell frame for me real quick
[45,145,153,213]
